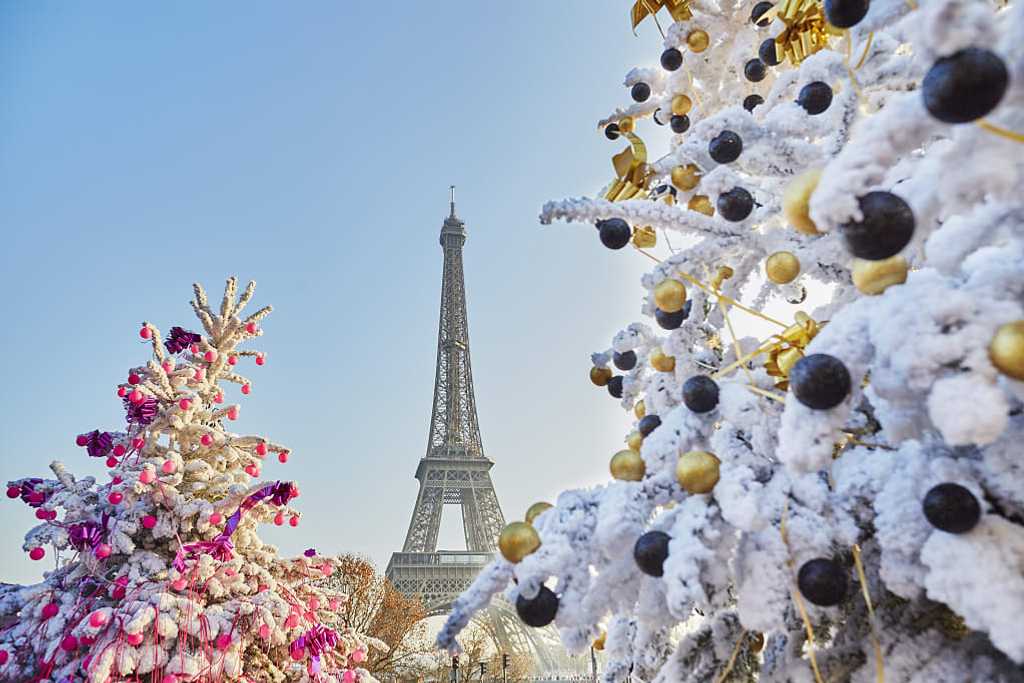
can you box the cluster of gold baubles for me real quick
[609,445,721,494]
[499,502,555,563]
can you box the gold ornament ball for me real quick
[671,164,701,191]
[650,347,676,372]
[852,255,908,295]
[498,522,541,563]
[593,631,607,651]
[783,168,823,235]
[688,194,715,216]
[525,502,553,526]
[627,431,644,452]
[989,321,1024,381]
[676,450,720,494]
[765,251,801,284]
[687,29,709,52]
[654,279,687,313]
[618,116,635,133]
[590,366,613,387]
[634,400,646,419]
[611,449,646,481]
[671,94,692,116]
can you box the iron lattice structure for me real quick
[386,192,574,673]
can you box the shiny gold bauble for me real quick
[634,400,646,419]
[525,502,553,525]
[765,251,801,284]
[686,29,709,52]
[687,194,714,216]
[676,450,720,494]
[593,631,607,651]
[618,116,635,134]
[654,279,687,313]
[783,168,823,235]
[650,347,676,372]
[748,632,765,652]
[590,366,613,387]
[989,320,1024,381]
[498,522,541,563]
[627,431,644,452]
[671,94,692,116]
[670,164,701,191]
[852,255,908,295]
[610,449,646,481]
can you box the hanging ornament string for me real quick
[975,120,1024,144]
[780,500,826,683]
[852,544,885,683]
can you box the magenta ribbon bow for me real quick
[292,624,339,674]
[68,520,105,552]
[173,535,234,572]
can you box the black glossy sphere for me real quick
[790,354,851,410]
[638,414,662,437]
[607,375,624,399]
[743,94,765,112]
[922,48,1009,124]
[759,39,781,66]
[661,48,683,71]
[516,586,559,627]
[631,82,652,103]
[744,58,767,83]
[840,191,915,260]
[653,108,667,125]
[923,483,981,534]
[709,130,743,164]
[597,218,632,250]
[655,300,692,330]
[798,81,833,115]
[605,123,621,140]
[682,375,719,413]
[717,187,754,222]
[614,350,638,371]
[670,115,691,134]
[751,1,773,26]
[797,558,848,607]
[824,0,870,28]
[634,531,671,577]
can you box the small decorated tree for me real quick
[1,278,379,682]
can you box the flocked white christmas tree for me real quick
[439,0,1024,680]
[1,278,381,683]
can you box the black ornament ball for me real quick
[607,375,624,399]
[797,558,848,607]
[597,218,632,250]
[670,114,691,134]
[790,353,851,410]
[638,414,662,437]
[614,350,638,371]
[661,47,683,71]
[759,39,781,66]
[516,586,559,627]
[744,58,767,83]
[717,187,754,222]
[605,123,621,140]
[923,483,981,534]
[751,1,773,26]
[922,48,1009,124]
[631,82,652,103]
[797,81,833,115]
[633,531,671,577]
[709,130,743,164]
[682,375,719,413]
[743,94,765,112]
[655,300,692,330]
[824,0,869,27]
[840,191,915,260]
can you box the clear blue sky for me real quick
[0,2,667,584]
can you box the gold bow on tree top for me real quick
[631,0,692,32]
[762,0,844,65]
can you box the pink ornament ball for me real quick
[128,373,141,385]
[129,389,144,404]
[106,456,119,468]
[259,624,271,640]
[95,543,112,559]
[162,460,177,474]
[255,353,266,366]
[321,563,334,577]
[285,614,299,628]
[227,406,239,420]
[142,515,157,529]
[178,398,192,411]
[290,484,301,499]
[35,508,48,520]
[132,437,145,450]
[256,442,268,457]
[278,451,289,464]
[216,634,231,649]
[126,632,144,646]
[29,547,45,561]
[117,386,128,398]
[246,322,258,334]
[204,350,218,363]
[193,368,205,382]
[47,510,58,520]
[108,492,123,505]
[245,464,259,478]
[228,355,238,366]
[76,434,90,447]
[343,669,357,683]
[214,392,224,404]
[273,512,284,526]
[189,343,200,355]
[41,602,59,619]
[200,434,214,447]
[241,384,251,395]
[289,515,299,528]
[60,635,79,652]
[162,360,175,374]
[113,444,126,457]
[139,326,151,339]
[0,650,8,665]
[308,597,320,610]
[209,512,222,525]
[162,675,178,683]
[139,468,156,484]
[352,649,367,664]
[171,578,188,592]
[6,486,20,499]
[89,611,108,628]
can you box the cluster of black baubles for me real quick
[824,0,869,28]
[516,586,559,627]
[840,191,915,260]
[923,483,982,534]
[751,1,773,26]
[922,47,1009,124]
[744,58,767,83]
[743,94,765,112]
[661,47,683,71]
[683,375,719,413]
[638,414,662,437]
[656,300,692,330]
[634,530,671,577]
[759,39,781,66]
[614,350,638,371]
[607,375,624,398]
[709,130,743,163]
[597,218,632,250]
[605,123,621,140]
[631,82,652,103]
[790,353,851,410]
[797,81,833,115]
[717,187,754,221]
[797,558,848,606]
[671,115,691,134]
